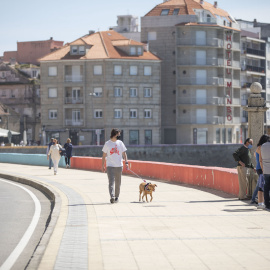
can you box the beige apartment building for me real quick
[39,30,161,145]
[141,0,242,144]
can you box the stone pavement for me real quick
[1,163,270,270]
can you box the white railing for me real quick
[65,119,84,126]
[177,38,224,47]
[178,77,224,86]
[65,75,83,82]
[178,97,240,105]
[178,116,241,125]
[65,97,84,104]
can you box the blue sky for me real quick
[1,0,270,56]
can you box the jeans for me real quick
[263,174,270,208]
[65,156,71,166]
[251,169,263,202]
[49,156,52,169]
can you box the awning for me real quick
[0,128,20,137]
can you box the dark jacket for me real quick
[64,143,73,157]
[233,145,254,169]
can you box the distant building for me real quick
[141,0,242,144]
[0,63,41,144]
[3,38,64,65]
[110,15,141,42]
[39,30,161,146]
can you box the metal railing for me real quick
[65,119,84,126]
[177,38,224,47]
[246,48,265,57]
[65,75,83,82]
[242,65,265,73]
[65,97,84,104]
[177,97,241,105]
[178,116,241,125]
[178,77,223,86]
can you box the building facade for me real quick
[39,30,161,146]
[141,0,242,144]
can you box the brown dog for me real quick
[139,182,157,202]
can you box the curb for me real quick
[0,173,61,270]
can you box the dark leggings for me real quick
[65,156,71,165]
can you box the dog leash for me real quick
[127,167,146,183]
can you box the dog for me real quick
[139,182,157,202]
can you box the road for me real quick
[0,178,51,270]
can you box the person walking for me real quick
[64,138,73,168]
[233,138,255,200]
[102,128,129,204]
[47,138,62,175]
[250,135,269,208]
[260,137,270,210]
[46,138,54,169]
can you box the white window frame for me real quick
[114,109,122,119]
[94,109,103,118]
[130,109,138,118]
[48,88,57,98]
[144,66,152,76]
[94,65,102,75]
[72,110,81,122]
[144,88,152,97]
[148,32,157,41]
[72,46,78,54]
[93,87,102,97]
[49,109,57,119]
[129,88,138,97]
[114,87,122,97]
[48,66,57,76]
[130,66,138,75]
[79,46,85,54]
[114,65,122,75]
[130,47,136,55]
[144,109,152,118]
[137,47,143,55]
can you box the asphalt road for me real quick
[0,178,51,270]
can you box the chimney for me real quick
[50,37,53,40]
[89,30,95,35]
[214,1,218,8]
[200,0,204,4]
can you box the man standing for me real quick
[46,138,54,169]
[102,128,128,204]
[260,138,270,209]
[233,138,255,200]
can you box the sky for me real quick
[1,0,270,56]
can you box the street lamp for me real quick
[89,93,97,145]
[224,94,230,144]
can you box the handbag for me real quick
[258,174,265,191]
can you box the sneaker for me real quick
[115,197,119,203]
[68,165,70,168]
[66,164,68,168]
[110,197,115,204]
[257,203,265,209]
[49,168,51,169]
[54,172,57,175]
[249,200,257,205]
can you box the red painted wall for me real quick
[71,157,239,196]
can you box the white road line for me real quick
[0,179,41,270]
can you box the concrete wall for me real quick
[0,144,242,168]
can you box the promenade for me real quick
[1,163,270,270]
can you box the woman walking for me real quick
[64,138,73,168]
[47,138,62,175]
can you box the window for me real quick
[138,47,142,55]
[216,128,220,144]
[144,66,152,76]
[114,109,122,118]
[144,88,152,97]
[144,109,152,118]
[32,70,37,78]
[94,87,102,97]
[130,109,137,118]
[79,46,85,54]
[148,32,157,41]
[48,88,57,98]
[130,88,138,97]
[1,90,6,97]
[173,8,180,15]
[130,47,136,55]
[130,130,139,145]
[228,128,232,143]
[130,66,138,75]
[94,109,103,118]
[145,130,152,145]
[72,110,81,122]
[161,9,170,16]
[49,110,57,119]
[48,66,57,76]
[72,46,78,54]
[114,87,122,97]
[94,65,102,75]
[114,65,122,75]
[1,72,5,78]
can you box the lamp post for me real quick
[224,94,230,144]
[89,92,97,145]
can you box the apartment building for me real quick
[141,0,242,144]
[39,30,161,146]
[0,63,41,144]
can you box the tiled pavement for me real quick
[1,163,270,270]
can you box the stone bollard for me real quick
[243,82,268,196]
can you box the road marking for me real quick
[0,179,41,270]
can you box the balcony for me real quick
[178,77,223,86]
[178,97,241,106]
[65,75,83,82]
[178,116,241,125]
[241,81,266,89]
[246,48,265,57]
[65,97,84,104]
[65,119,84,126]
[177,38,224,47]
[242,65,265,74]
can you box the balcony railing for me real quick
[246,48,265,57]
[65,75,83,82]
[242,65,265,73]
[65,97,84,104]
[178,116,241,125]
[177,57,224,66]
[177,97,241,105]
[65,119,84,126]
[178,77,223,86]
[177,38,224,47]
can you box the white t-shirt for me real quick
[102,140,127,167]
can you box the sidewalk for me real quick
[1,163,270,270]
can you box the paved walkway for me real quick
[1,163,270,270]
